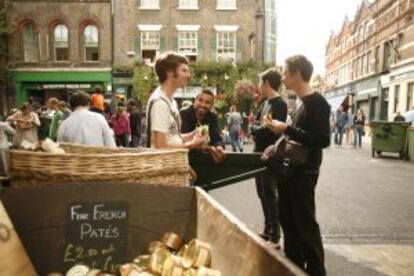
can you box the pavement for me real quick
[210,137,414,275]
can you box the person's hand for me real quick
[208,146,226,163]
[190,134,208,149]
[264,116,288,134]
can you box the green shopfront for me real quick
[12,70,112,107]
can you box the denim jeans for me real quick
[334,127,344,145]
[129,134,140,148]
[230,129,243,152]
[354,126,363,148]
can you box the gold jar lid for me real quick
[119,263,142,276]
[133,255,151,271]
[66,264,90,276]
[183,269,196,276]
[162,255,187,276]
[184,240,211,268]
[148,241,167,254]
[149,248,171,274]
[196,267,222,276]
[86,269,104,276]
[162,232,184,251]
[177,244,189,258]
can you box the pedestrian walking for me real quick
[48,98,64,141]
[0,120,15,176]
[7,103,41,147]
[334,106,348,146]
[57,91,116,147]
[126,99,142,147]
[111,106,131,147]
[353,109,365,149]
[264,55,329,276]
[345,110,354,145]
[393,111,406,122]
[251,68,287,247]
[90,86,105,114]
[228,105,243,152]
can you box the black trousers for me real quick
[115,133,129,147]
[255,168,280,241]
[277,169,326,276]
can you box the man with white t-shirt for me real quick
[146,52,206,149]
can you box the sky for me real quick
[276,0,365,75]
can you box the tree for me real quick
[0,7,10,83]
[132,65,158,105]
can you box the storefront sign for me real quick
[41,84,92,90]
[63,202,128,273]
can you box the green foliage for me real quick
[0,7,10,83]
[132,65,158,105]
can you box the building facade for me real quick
[7,0,113,108]
[324,0,414,121]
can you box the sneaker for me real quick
[258,232,270,241]
[268,240,281,250]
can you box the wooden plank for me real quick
[195,188,306,276]
[0,200,37,276]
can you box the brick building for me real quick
[324,0,414,121]
[6,0,113,108]
[112,0,278,99]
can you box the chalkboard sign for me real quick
[62,202,128,273]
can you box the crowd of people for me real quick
[332,106,367,149]
[0,52,332,275]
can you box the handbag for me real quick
[261,136,309,178]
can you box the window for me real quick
[140,0,159,9]
[216,0,236,10]
[178,32,197,61]
[53,24,69,61]
[394,85,400,112]
[217,31,236,62]
[23,23,39,62]
[384,42,392,71]
[179,0,198,9]
[83,25,99,61]
[362,54,368,76]
[408,83,414,111]
[375,46,380,73]
[141,31,160,64]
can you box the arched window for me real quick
[54,24,69,61]
[23,23,39,62]
[83,24,99,61]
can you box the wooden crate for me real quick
[0,201,36,276]
[0,183,304,276]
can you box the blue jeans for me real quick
[354,126,363,148]
[335,127,344,145]
[230,129,243,152]
[129,134,140,147]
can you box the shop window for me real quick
[23,23,39,62]
[383,42,392,71]
[83,25,99,61]
[217,31,236,62]
[178,31,197,61]
[54,24,69,61]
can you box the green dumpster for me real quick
[408,126,414,162]
[370,121,410,159]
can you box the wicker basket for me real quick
[9,143,193,187]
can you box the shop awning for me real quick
[326,95,347,112]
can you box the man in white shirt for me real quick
[57,91,116,147]
[146,52,205,149]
